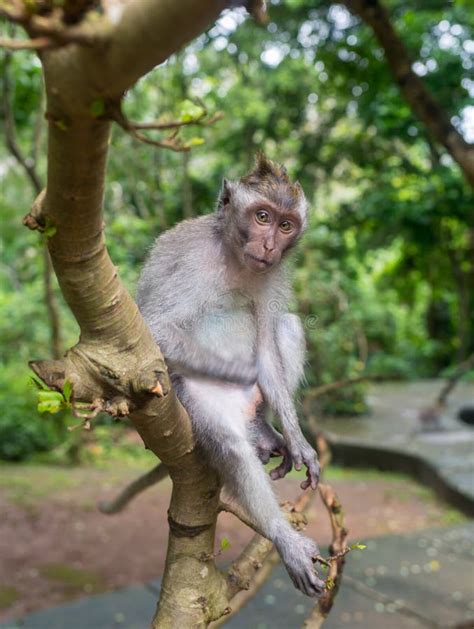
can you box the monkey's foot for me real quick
[288,437,320,490]
[276,532,324,597]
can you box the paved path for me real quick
[2,523,473,629]
[319,380,474,514]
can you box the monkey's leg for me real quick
[179,377,324,598]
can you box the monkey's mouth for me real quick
[245,253,273,269]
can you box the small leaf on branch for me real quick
[178,99,206,122]
[351,542,367,550]
[185,137,205,148]
[63,380,72,404]
[30,374,50,391]
[325,577,335,591]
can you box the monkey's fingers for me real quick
[301,457,320,491]
[269,449,292,480]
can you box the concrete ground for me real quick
[1,522,473,629]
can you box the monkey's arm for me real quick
[257,314,320,489]
[157,322,257,386]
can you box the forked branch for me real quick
[111,101,223,152]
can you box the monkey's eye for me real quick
[255,210,270,224]
[279,220,293,233]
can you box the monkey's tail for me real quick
[98,463,168,514]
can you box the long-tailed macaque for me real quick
[137,154,323,597]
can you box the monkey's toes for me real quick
[269,451,292,480]
[291,564,325,598]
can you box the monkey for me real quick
[136,154,323,597]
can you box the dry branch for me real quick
[306,374,385,400]
[0,35,53,49]
[303,484,349,628]
[0,2,108,50]
[418,352,474,429]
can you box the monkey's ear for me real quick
[217,178,234,212]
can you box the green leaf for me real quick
[90,99,106,118]
[178,99,205,122]
[325,577,335,590]
[351,543,367,550]
[38,400,62,414]
[185,137,205,148]
[38,390,64,403]
[220,537,231,552]
[30,375,49,391]
[63,380,72,404]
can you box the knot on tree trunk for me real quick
[29,340,170,421]
[23,188,47,231]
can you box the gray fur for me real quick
[136,176,323,597]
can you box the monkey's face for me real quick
[239,202,302,273]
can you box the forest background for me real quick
[1,0,473,463]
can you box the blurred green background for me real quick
[1,0,473,462]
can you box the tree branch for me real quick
[303,484,349,628]
[0,36,54,50]
[341,0,474,188]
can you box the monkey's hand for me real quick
[287,436,320,490]
[254,424,292,481]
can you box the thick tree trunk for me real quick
[342,0,474,188]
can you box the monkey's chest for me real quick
[193,292,257,360]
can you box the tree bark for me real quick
[342,0,474,188]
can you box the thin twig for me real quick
[0,36,54,50]
[303,483,349,628]
[111,102,223,153]
[307,374,386,400]
[417,352,474,429]
[0,4,106,52]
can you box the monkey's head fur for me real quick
[216,153,308,273]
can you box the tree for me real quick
[0,1,345,626]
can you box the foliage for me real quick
[0,366,64,461]
[0,1,473,457]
